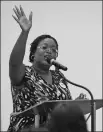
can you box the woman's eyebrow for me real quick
[43,43,56,47]
[43,43,48,45]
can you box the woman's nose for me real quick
[46,48,52,53]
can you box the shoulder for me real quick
[11,65,33,86]
[25,65,34,74]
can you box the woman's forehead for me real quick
[38,38,57,47]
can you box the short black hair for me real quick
[29,34,58,63]
[48,103,88,132]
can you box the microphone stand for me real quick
[55,68,96,132]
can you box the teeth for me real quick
[44,56,48,59]
[44,56,49,61]
[44,55,51,59]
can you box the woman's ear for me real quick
[56,52,58,58]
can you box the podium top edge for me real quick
[10,99,103,116]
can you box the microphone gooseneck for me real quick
[58,70,95,132]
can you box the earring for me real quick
[31,55,34,60]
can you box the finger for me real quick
[29,11,33,22]
[13,8,20,19]
[20,5,26,16]
[84,94,86,98]
[12,15,19,24]
[15,5,21,16]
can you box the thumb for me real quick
[29,11,33,22]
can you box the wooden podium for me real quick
[11,99,103,132]
[11,99,103,116]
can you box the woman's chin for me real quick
[41,60,51,67]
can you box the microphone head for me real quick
[44,56,68,71]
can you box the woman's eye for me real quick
[42,46,47,49]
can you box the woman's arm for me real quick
[9,5,33,85]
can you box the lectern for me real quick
[11,99,103,131]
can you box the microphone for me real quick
[46,58,68,71]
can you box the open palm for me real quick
[12,5,33,32]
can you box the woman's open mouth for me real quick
[44,55,52,64]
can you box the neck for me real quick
[32,62,50,75]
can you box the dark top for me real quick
[7,65,72,132]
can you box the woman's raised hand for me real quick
[12,5,33,32]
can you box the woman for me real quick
[48,103,88,132]
[8,5,72,132]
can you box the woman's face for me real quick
[33,38,58,67]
